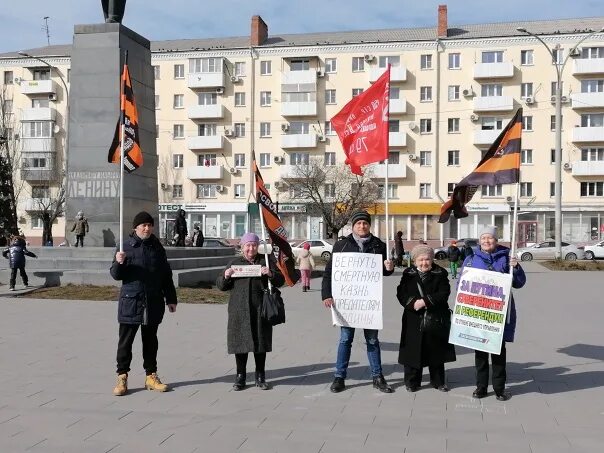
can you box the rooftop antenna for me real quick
[43,16,50,46]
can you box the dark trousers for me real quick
[9,266,28,288]
[74,235,84,247]
[475,343,507,393]
[116,323,159,375]
[404,363,445,387]
[235,352,266,374]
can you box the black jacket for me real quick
[2,238,36,269]
[110,233,177,325]
[321,233,393,300]
[447,245,461,262]
[175,208,188,237]
[193,229,204,247]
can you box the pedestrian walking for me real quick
[447,240,462,279]
[2,236,37,290]
[296,242,314,292]
[70,211,89,247]
[192,224,204,247]
[174,208,188,247]
[394,231,405,267]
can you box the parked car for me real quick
[202,238,236,248]
[583,240,604,260]
[434,238,479,260]
[257,241,298,255]
[291,239,334,260]
[515,241,585,261]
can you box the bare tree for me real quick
[282,158,379,238]
[27,173,66,246]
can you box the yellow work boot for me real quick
[113,373,128,396]
[145,373,168,392]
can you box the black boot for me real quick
[302,286,307,292]
[330,377,345,393]
[373,374,394,393]
[255,372,270,390]
[233,373,246,391]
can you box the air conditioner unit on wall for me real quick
[316,70,325,77]
[215,87,224,94]
[229,167,238,175]
[274,156,285,164]
[215,184,224,192]
[563,162,572,170]
[408,154,417,161]
[408,122,417,131]
[462,88,474,97]
[364,54,375,62]
[525,96,534,105]
[13,77,21,84]
[48,93,57,101]
[230,76,240,83]
[318,135,326,142]
[551,95,569,104]
[470,114,479,122]
[281,123,289,132]
[224,129,234,137]
[506,196,513,202]
[274,181,285,189]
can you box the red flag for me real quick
[108,62,143,173]
[331,66,390,175]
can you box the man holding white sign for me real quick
[322,211,395,393]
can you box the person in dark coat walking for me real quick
[192,224,204,247]
[110,211,178,396]
[216,232,284,391]
[174,208,187,247]
[394,231,405,267]
[397,245,456,392]
[447,240,462,279]
[71,211,89,247]
[2,236,37,290]
[322,210,395,394]
[42,212,53,246]
[461,225,526,401]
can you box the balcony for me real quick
[573,58,604,75]
[571,160,604,176]
[21,137,56,153]
[389,97,406,114]
[571,92,604,109]
[187,72,225,89]
[281,133,318,148]
[187,104,224,119]
[369,65,407,83]
[473,96,514,112]
[370,163,407,179]
[21,168,56,182]
[187,165,224,180]
[281,70,317,85]
[281,101,317,116]
[389,132,407,147]
[21,107,56,122]
[474,129,503,145]
[19,79,57,95]
[572,127,604,143]
[187,135,224,150]
[473,62,515,79]
[23,198,50,211]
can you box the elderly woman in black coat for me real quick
[397,244,456,392]
[216,232,284,391]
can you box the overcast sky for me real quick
[1,0,603,53]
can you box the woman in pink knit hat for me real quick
[296,242,315,292]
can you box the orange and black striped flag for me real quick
[107,61,143,173]
[439,108,523,223]
[253,152,300,286]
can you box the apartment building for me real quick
[1,6,604,245]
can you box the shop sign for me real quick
[279,204,307,213]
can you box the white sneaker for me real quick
[9,288,15,291]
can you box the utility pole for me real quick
[43,16,51,46]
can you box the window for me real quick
[581,148,604,161]
[379,55,400,68]
[290,152,309,165]
[419,183,432,198]
[33,69,50,80]
[31,215,43,229]
[325,89,336,104]
[482,51,503,63]
[550,115,563,131]
[234,153,246,167]
[551,149,556,164]
[552,48,564,65]
[388,151,400,164]
[234,123,246,137]
[325,121,334,135]
[388,120,400,133]
[420,86,432,102]
[420,119,432,134]
[173,94,184,109]
[581,113,604,127]
[448,85,460,101]
[31,186,50,198]
[290,59,310,71]
[197,93,217,105]
[420,54,432,70]
[520,182,533,197]
[174,64,184,79]
[196,184,217,198]
[581,79,604,93]
[447,183,456,197]
[352,88,364,97]
[31,98,49,108]
[173,185,183,198]
[198,124,217,136]
[260,91,271,106]
[481,117,503,131]
[447,150,460,166]
[190,58,222,73]
[520,50,534,65]
[234,92,246,107]
[390,87,400,100]
[521,83,533,99]
[234,62,246,76]
[481,84,502,97]
[156,124,159,138]
[260,60,272,75]
[260,153,271,167]
[378,184,398,199]
[153,65,160,80]
[324,183,335,198]
[154,95,160,109]
[325,58,337,73]
[324,152,336,166]
[23,156,48,169]
[173,154,183,168]
[522,115,533,131]
[3,71,13,84]
[289,122,310,134]
[289,185,303,199]
[3,99,13,113]
[173,124,184,138]
[448,53,460,69]
[448,118,460,133]
[550,182,556,197]
[551,81,564,96]
[581,182,604,197]
[26,121,52,137]
[521,149,533,164]
[582,47,604,59]
[419,151,432,166]
[352,57,364,72]
[234,184,245,198]
[260,122,271,137]
[198,154,217,166]
[481,185,502,197]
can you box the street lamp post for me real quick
[516,27,604,259]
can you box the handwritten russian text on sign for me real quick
[331,253,383,330]
[230,265,262,278]
[449,267,513,354]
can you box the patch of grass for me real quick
[540,260,604,271]
[18,284,228,304]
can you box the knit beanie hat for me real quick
[132,211,154,228]
[479,225,498,239]
[240,232,260,245]
[350,210,371,226]
[411,244,435,261]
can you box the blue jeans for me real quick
[334,327,382,379]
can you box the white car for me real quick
[515,241,585,261]
[291,239,334,260]
[257,241,297,255]
[584,240,604,260]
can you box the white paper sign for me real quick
[230,265,262,278]
[331,252,383,330]
[449,267,513,354]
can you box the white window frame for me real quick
[419,151,432,167]
[234,153,246,167]
[174,64,184,79]
[420,86,433,102]
[521,50,534,66]
[173,94,184,109]
[260,60,272,75]
[419,183,432,199]
[448,118,460,133]
[234,184,245,198]
[173,124,184,138]
[420,118,432,134]
[447,150,460,166]
[520,182,533,197]
[481,84,503,97]
[260,122,271,137]
[234,92,246,107]
[196,184,217,199]
[448,85,460,101]
[352,57,365,72]
[481,184,503,197]
[173,154,183,168]
[172,185,183,198]
[420,54,432,70]
[448,53,460,69]
[260,91,271,107]
[324,152,336,166]
[325,58,337,73]
[521,83,533,99]
[234,62,246,77]
[482,51,504,63]
[260,153,271,167]
[521,149,533,164]
[234,123,246,137]
[522,115,533,131]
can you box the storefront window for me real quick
[561,215,581,242]
[458,217,473,238]
[426,215,439,240]
[393,216,408,239]
[205,215,218,237]
[410,216,424,240]
[235,215,246,238]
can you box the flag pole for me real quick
[509,181,520,275]
[253,153,272,291]
[118,50,128,253]
[384,65,391,258]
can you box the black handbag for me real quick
[416,280,451,338]
[261,285,285,326]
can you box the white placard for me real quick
[331,252,383,330]
[230,265,262,278]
